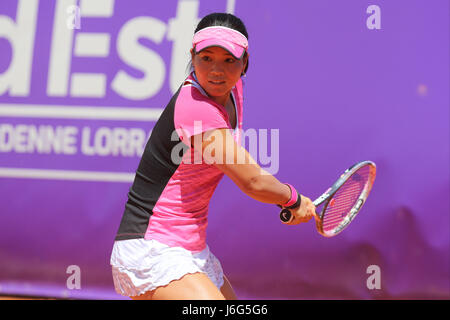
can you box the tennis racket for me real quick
[279,160,376,237]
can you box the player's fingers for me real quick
[313,211,320,222]
[297,213,313,224]
[306,203,315,219]
[288,215,301,225]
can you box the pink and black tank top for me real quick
[114,72,244,252]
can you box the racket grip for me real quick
[279,208,294,224]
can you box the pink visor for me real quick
[192,26,249,59]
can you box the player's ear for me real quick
[189,49,196,72]
[242,52,249,75]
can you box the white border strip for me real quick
[0,104,163,121]
[0,167,134,183]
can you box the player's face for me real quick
[191,46,247,106]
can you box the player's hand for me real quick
[287,195,317,225]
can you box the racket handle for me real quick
[279,208,294,224]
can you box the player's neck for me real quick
[209,92,231,107]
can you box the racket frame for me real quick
[314,160,376,237]
[279,160,376,237]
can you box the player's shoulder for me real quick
[176,85,214,114]
[181,73,209,99]
[176,74,222,113]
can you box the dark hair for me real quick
[187,13,249,75]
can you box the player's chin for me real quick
[205,86,229,97]
[205,82,232,93]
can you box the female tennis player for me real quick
[110,12,316,300]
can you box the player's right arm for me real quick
[190,128,316,224]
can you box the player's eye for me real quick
[201,56,211,62]
[226,58,236,63]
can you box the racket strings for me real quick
[322,184,362,230]
[322,166,372,232]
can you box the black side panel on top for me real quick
[114,87,188,241]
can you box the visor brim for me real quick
[194,39,246,60]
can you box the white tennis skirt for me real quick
[110,238,225,297]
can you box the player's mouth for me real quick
[208,80,226,86]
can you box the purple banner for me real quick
[0,0,448,299]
